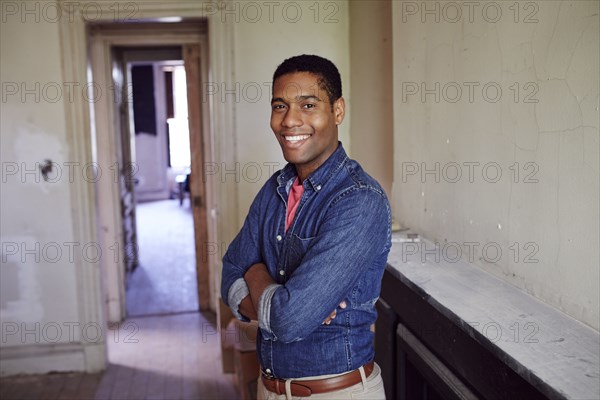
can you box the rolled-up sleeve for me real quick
[256,283,283,336]
[227,278,251,321]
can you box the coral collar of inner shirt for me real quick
[285,177,304,232]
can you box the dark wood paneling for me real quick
[397,322,477,400]
[375,299,398,399]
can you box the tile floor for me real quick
[0,199,239,399]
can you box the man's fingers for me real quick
[323,303,348,325]
[323,309,337,324]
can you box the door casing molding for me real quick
[59,2,235,352]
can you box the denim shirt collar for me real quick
[276,142,348,193]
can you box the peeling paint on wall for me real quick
[0,236,44,326]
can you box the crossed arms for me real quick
[239,264,344,324]
[221,188,390,343]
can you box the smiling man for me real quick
[221,55,391,399]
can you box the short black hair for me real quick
[272,54,342,104]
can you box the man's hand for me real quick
[244,263,275,315]
[238,295,258,321]
[322,301,347,325]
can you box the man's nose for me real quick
[282,107,302,128]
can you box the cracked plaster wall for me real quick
[392,1,599,330]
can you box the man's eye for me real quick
[303,103,316,109]
[272,104,285,110]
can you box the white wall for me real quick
[1,4,104,375]
[392,1,599,330]
[230,1,351,226]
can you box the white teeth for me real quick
[284,135,310,142]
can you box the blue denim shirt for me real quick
[221,143,392,379]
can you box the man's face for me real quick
[270,72,345,179]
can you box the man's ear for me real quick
[334,97,345,125]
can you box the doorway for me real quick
[117,48,199,317]
[88,22,212,323]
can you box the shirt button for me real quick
[279,270,285,276]
[276,235,282,241]
[315,185,322,191]
[266,368,271,374]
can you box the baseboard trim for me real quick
[0,342,104,377]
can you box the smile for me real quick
[284,134,311,142]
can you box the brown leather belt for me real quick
[261,361,374,397]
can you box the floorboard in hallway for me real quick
[0,312,239,400]
[127,199,199,317]
[95,312,238,400]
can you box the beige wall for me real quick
[349,0,393,201]
[392,1,599,330]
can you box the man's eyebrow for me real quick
[271,95,323,104]
[299,95,322,102]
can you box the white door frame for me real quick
[59,2,237,331]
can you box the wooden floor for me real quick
[127,199,199,317]
[0,200,239,399]
[0,312,239,399]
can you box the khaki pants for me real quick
[257,363,386,400]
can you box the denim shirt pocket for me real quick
[286,234,315,275]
